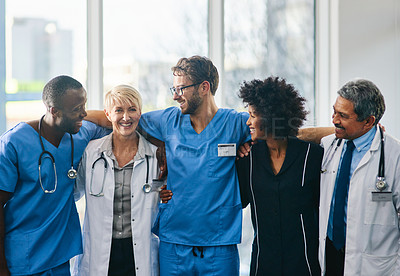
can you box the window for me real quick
[1,0,314,130]
[103,0,208,112]
[224,0,315,123]
[3,0,86,130]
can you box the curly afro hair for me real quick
[238,76,308,138]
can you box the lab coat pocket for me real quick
[361,252,397,276]
[5,235,29,271]
[364,192,397,225]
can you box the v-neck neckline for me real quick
[185,108,221,135]
[25,122,70,150]
[259,137,302,176]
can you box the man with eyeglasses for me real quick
[138,56,250,275]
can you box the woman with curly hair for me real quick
[237,76,323,276]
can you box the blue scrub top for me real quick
[0,121,109,275]
[140,107,250,246]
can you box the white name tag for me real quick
[151,179,166,191]
[372,191,392,202]
[218,143,236,157]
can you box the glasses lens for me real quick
[170,87,182,96]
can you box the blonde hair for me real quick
[104,84,142,112]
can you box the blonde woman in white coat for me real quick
[73,85,161,276]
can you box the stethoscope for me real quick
[89,152,154,197]
[376,126,387,191]
[320,138,343,174]
[38,115,77,194]
[321,126,386,191]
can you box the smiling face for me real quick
[246,105,266,140]
[172,75,202,115]
[105,100,141,138]
[332,96,372,140]
[57,88,87,134]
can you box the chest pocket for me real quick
[207,142,237,178]
[364,189,397,226]
[208,155,237,178]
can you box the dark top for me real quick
[237,137,323,276]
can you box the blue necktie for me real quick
[332,140,355,250]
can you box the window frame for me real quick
[0,0,5,132]
[0,0,322,132]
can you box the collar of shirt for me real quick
[349,126,377,153]
[342,125,377,176]
[98,131,154,164]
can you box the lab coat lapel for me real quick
[352,129,381,173]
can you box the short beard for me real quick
[183,89,202,114]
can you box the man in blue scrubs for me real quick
[0,76,109,275]
[139,56,250,275]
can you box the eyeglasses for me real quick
[169,82,203,97]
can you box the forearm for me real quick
[85,110,112,128]
[297,127,335,144]
[236,157,251,208]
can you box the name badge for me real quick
[218,143,236,157]
[151,179,166,191]
[371,191,392,202]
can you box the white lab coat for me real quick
[72,133,160,276]
[319,129,400,276]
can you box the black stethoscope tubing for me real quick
[320,138,342,173]
[90,152,149,196]
[376,126,387,191]
[38,115,76,193]
[321,126,386,190]
[89,152,107,197]
[378,126,385,178]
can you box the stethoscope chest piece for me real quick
[376,176,387,191]
[143,183,152,193]
[68,168,77,179]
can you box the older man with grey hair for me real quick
[319,79,400,276]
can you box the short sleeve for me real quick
[139,108,172,142]
[0,140,18,192]
[238,112,251,144]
